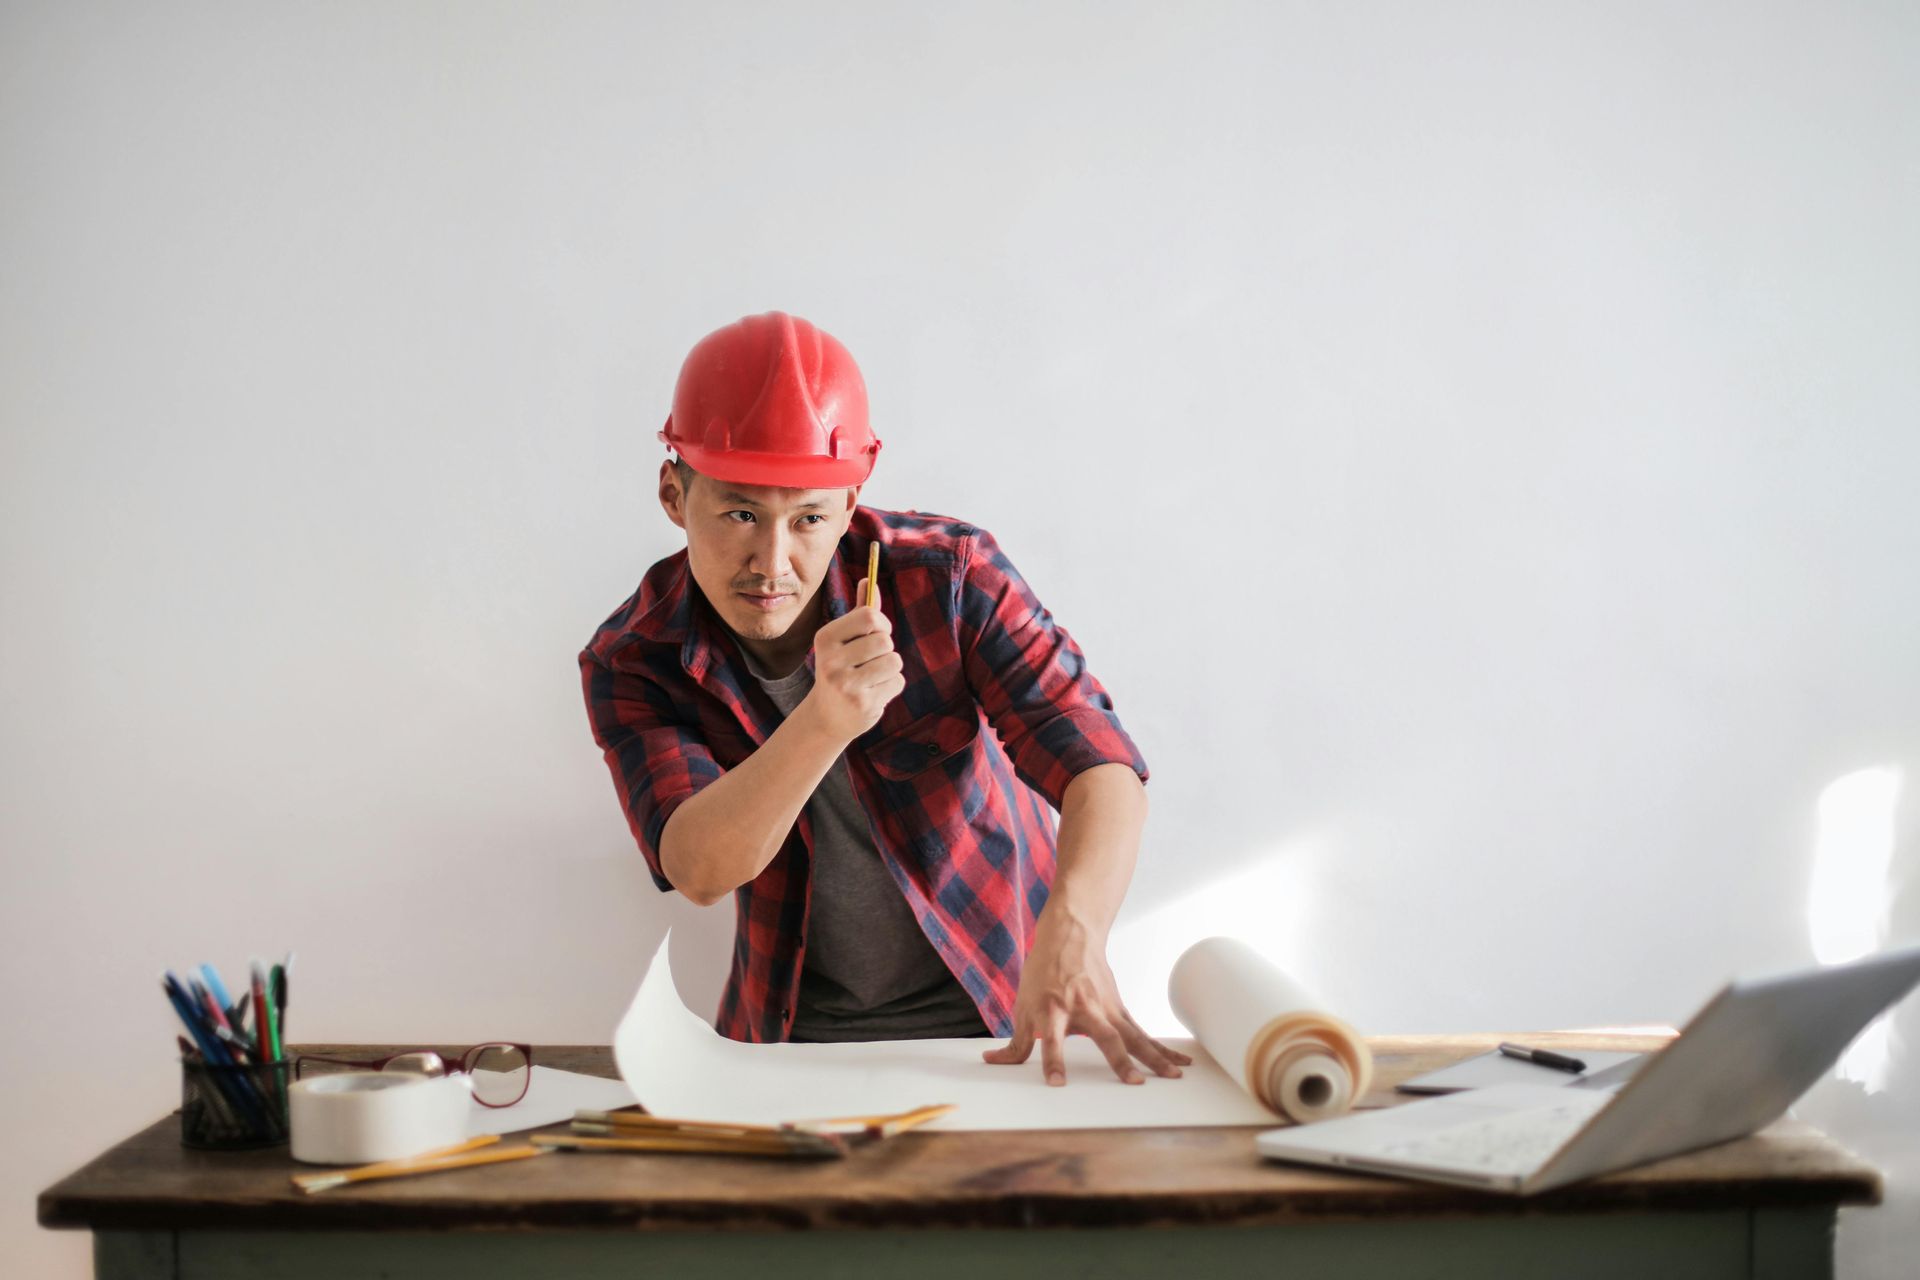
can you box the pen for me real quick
[251,961,275,1061]
[183,976,272,1122]
[253,959,285,1118]
[1497,1042,1587,1074]
[278,951,294,1042]
[266,961,285,1061]
[163,976,259,1126]
[198,964,236,1017]
[194,979,248,1062]
[163,976,223,1063]
[164,1001,237,1130]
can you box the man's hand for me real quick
[802,578,904,743]
[982,910,1192,1086]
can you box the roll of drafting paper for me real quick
[1168,937,1373,1124]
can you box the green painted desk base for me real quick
[98,1208,1835,1280]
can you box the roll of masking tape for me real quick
[289,1071,472,1165]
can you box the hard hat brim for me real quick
[673,442,879,492]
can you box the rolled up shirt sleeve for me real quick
[957,526,1149,810]
[580,652,724,895]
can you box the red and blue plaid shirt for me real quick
[580,506,1149,1043]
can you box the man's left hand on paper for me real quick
[982,911,1192,1086]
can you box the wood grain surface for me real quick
[38,1034,1882,1233]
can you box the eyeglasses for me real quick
[293,1043,533,1108]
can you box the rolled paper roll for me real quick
[1168,936,1372,1123]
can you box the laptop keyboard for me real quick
[1375,1100,1601,1175]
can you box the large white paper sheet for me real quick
[470,1065,638,1136]
[613,934,1281,1130]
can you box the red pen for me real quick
[197,982,248,1061]
[250,962,272,1064]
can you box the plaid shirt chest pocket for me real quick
[862,697,995,862]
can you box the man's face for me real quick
[658,461,859,642]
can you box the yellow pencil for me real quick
[574,1109,789,1136]
[866,542,880,607]
[579,1102,950,1139]
[574,1119,846,1156]
[788,1102,955,1138]
[292,1136,550,1193]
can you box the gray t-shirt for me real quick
[738,644,990,1042]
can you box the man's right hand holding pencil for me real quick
[796,575,903,743]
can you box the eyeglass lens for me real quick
[463,1044,531,1106]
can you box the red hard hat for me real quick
[659,311,882,489]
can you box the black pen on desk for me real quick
[1498,1042,1587,1074]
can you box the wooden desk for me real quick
[41,1034,1880,1280]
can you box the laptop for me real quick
[1255,944,1920,1195]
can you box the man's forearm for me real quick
[658,700,847,906]
[1038,762,1149,939]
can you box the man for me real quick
[580,311,1190,1087]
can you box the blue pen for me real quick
[162,976,254,1127]
[162,974,223,1062]
[168,974,269,1129]
[167,975,241,1076]
[198,963,236,1017]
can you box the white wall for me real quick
[4,2,1916,1275]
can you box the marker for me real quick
[1497,1042,1587,1074]
[249,959,276,1059]
[256,959,282,1062]
[253,959,285,1121]
[278,951,294,1042]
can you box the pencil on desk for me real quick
[292,1134,497,1191]
[579,1102,953,1138]
[575,1109,789,1137]
[788,1102,956,1138]
[292,1135,550,1193]
[537,1130,846,1159]
[561,1104,951,1155]
[295,1145,548,1194]
[565,1110,846,1156]
[568,1111,844,1154]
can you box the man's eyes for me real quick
[725,511,828,527]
